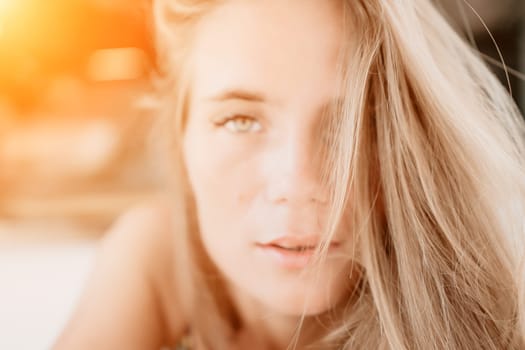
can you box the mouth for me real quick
[259,235,340,250]
[255,236,341,269]
[266,244,317,252]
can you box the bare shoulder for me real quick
[53,197,185,350]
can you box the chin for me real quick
[276,301,336,317]
[261,282,346,317]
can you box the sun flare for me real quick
[0,0,12,12]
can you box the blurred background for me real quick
[0,0,524,349]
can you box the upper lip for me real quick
[258,235,340,249]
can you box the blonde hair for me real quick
[151,0,525,348]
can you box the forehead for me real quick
[189,0,345,108]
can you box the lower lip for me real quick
[255,244,338,269]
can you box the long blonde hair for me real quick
[150,0,525,348]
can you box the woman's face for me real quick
[183,0,354,316]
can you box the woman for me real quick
[54,0,525,349]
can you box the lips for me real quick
[259,235,340,249]
[269,244,316,252]
[255,235,340,269]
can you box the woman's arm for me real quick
[53,202,184,350]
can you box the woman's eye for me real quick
[221,115,262,133]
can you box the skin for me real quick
[54,1,356,349]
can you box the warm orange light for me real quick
[0,0,19,36]
[0,0,14,14]
[87,47,147,82]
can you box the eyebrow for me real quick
[205,88,345,113]
[206,89,268,103]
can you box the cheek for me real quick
[184,136,251,200]
[182,127,263,240]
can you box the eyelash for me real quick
[215,115,262,133]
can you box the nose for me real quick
[264,128,328,206]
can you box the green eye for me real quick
[223,116,262,133]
